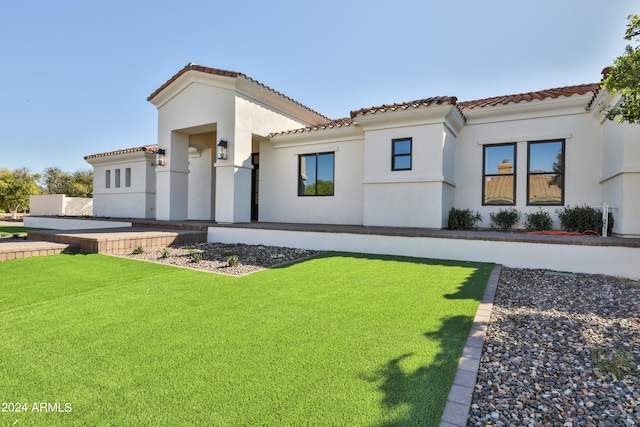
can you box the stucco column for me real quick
[155,131,189,221]
[213,132,253,223]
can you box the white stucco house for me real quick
[84,63,640,237]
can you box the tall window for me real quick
[298,152,334,196]
[115,169,121,188]
[125,168,131,187]
[392,138,412,171]
[483,143,516,205]
[105,170,111,189]
[528,140,564,205]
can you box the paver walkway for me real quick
[0,240,77,261]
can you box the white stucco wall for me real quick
[600,120,640,236]
[30,194,93,216]
[30,194,66,216]
[362,121,455,228]
[454,99,603,230]
[260,128,365,225]
[150,70,328,222]
[187,133,215,220]
[88,151,156,219]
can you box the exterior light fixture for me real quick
[155,148,166,166]
[217,139,228,160]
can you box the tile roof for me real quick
[484,175,515,205]
[350,96,458,118]
[147,63,330,121]
[84,145,158,160]
[459,83,600,110]
[484,174,561,205]
[270,117,356,136]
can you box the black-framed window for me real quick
[392,138,412,171]
[298,152,334,196]
[527,140,564,206]
[482,143,516,205]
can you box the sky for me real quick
[0,0,637,173]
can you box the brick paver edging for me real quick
[439,264,501,427]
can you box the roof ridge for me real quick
[459,83,601,109]
[84,144,158,160]
[350,96,458,118]
[270,117,356,137]
[147,63,330,121]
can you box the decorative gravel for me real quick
[116,242,322,276]
[469,267,640,427]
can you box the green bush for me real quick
[447,207,482,230]
[132,246,145,255]
[556,205,614,235]
[227,254,240,267]
[489,208,521,231]
[524,209,554,232]
[158,247,171,259]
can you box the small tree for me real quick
[0,167,40,218]
[39,167,93,197]
[601,14,640,124]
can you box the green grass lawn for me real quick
[0,225,45,236]
[0,253,492,426]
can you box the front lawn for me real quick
[0,226,46,236]
[0,253,491,426]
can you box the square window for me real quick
[298,152,334,196]
[483,143,516,205]
[392,138,412,171]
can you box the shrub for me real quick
[489,208,521,231]
[158,247,171,259]
[556,205,614,235]
[524,209,553,232]
[191,253,202,263]
[132,246,145,255]
[227,254,239,267]
[591,345,633,380]
[447,207,482,230]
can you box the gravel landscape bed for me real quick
[115,242,322,276]
[470,267,640,427]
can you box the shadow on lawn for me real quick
[364,315,474,427]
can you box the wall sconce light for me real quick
[217,139,228,160]
[155,148,166,166]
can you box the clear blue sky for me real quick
[0,0,636,173]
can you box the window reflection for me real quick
[483,144,516,205]
[528,141,563,205]
[299,152,334,196]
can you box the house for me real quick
[84,63,640,237]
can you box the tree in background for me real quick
[0,167,40,218]
[601,14,640,124]
[39,167,93,197]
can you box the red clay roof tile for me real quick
[459,83,600,110]
[84,145,158,160]
[350,96,458,118]
[270,117,356,136]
